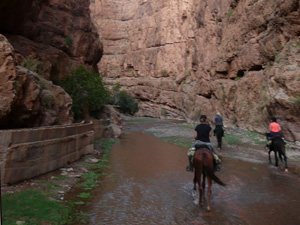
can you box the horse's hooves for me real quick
[192,190,196,199]
[206,206,211,212]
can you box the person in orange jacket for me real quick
[266,117,284,148]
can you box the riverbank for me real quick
[1,116,300,224]
[123,116,300,174]
[1,138,118,224]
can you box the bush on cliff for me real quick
[60,66,110,120]
[111,84,139,115]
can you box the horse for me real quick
[193,148,225,211]
[214,126,224,150]
[268,136,288,172]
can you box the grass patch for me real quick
[161,136,191,148]
[2,190,70,225]
[53,174,67,181]
[77,171,100,190]
[224,134,243,145]
[124,117,160,124]
[2,138,117,225]
[246,130,266,146]
[77,192,91,199]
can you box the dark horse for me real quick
[268,136,288,172]
[214,126,224,149]
[193,148,225,211]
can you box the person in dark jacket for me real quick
[214,112,224,150]
[186,115,221,172]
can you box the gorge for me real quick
[91,0,300,141]
[0,0,299,141]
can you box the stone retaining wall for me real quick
[0,122,95,184]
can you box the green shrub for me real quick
[161,108,167,117]
[59,66,110,120]
[292,96,300,108]
[40,94,55,108]
[161,69,168,77]
[65,36,73,47]
[226,8,234,20]
[110,84,138,115]
[118,90,139,115]
[22,55,44,74]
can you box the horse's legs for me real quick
[274,151,279,167]
[268,150,272,164]
[217,134,222,149]
[198,175,203,206]
[193,174,197,198]
[206,177,212,211]
[202,173,206,195]
[281,145,288,172]
[283,153,288,172]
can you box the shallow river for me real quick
[86,120,300,225]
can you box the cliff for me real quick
[0,0,103,128]
[91,0,300,141]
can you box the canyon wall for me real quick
[0,0,103,128]
[91,0,300,141]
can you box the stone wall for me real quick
[0,122,94,184]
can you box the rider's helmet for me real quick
[271,117,277,122]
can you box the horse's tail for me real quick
[203,153,226,187]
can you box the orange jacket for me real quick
[270,122,281,133]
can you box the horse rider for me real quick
[214,112,224,150]
[186,115,221,172]
[266,117,285,149]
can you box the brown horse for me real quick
[193,148,225,211]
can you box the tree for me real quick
[60,66,110,120]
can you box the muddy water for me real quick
[87,121,300,225]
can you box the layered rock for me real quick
[0,34,73,128]
[0,0,102,81]
[91,0,300,141]
[0,0,103,128]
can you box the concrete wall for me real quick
[0,122,95,184]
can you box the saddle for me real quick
[187,144,221,172]
[194,144,213,152]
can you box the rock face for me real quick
[0,35,73,128]
[0,0,103,81]
[91,0,300,141]
[0,0,103,128]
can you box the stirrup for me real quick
[214,154,221,164]
[215,165,220,172]
[186,166,193,172]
